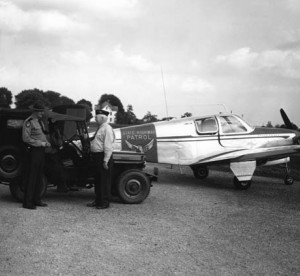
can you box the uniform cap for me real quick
[29,101,45,111]
[95,109,109,116]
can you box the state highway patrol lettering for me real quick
[121,124,158,162]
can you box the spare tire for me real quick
[0,145,24,181]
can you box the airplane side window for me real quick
[195,117,217,134]
[220,116,247,133]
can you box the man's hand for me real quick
[103,161,109,170]
[45,142,51,147]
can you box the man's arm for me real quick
[103,127,115,169]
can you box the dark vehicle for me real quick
[0,105,156,204]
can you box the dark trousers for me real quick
[92,152,112,207]
[24,147,45,207]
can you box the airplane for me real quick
[112,108,300,190]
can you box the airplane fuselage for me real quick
[114,114,300,166]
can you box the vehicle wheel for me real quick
[284,175,294,185]
[192,166,209,179]
[0,145,24,181]
[233,176,252,190]
[116,169,150,204]
[9,174,48,202]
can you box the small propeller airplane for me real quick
[112,108,300,190]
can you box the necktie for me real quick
[38,120,46,134]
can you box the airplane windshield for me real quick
[219,116,248,133]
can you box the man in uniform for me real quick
[87,109,115,209]
[22,101,51,209]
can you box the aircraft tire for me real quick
[0,145,24,181]
[117,169,151,204]
[191,166,209,179]
[284,175,294,185]
[233,176,252,190]
[9,173,48,202]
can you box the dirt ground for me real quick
[0,164,300,276]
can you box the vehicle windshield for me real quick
[219,115,250,133]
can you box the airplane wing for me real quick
[194,145,300,165]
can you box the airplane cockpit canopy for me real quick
[195,115,253,135]
[195,117,218,134]
[219,115,252,134]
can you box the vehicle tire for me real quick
[284,175,294,185]
[192,166,209,179]
[116,169,151,204]
[233,176,252,190]
[0,145,24,181]
[9,173,48,202]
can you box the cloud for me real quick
[110,45,159,72]
[180,76,215,93]
[215,48,258,68]
[12,0,139,19]
[60,51,90,64]
[215,47,300,78]
[82,0,139,19]
[0,1,26,32]
[286,0,300,11]
[279,40,300,50]
[0,1,87,34]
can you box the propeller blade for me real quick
[280,108,293,129]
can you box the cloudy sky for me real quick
[1,0,300,125]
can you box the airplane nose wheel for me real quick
[284,175,294,185]
[283,162,294,185]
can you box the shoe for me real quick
[23,204,36,210]
[57,187,69,193]
[69,187,80,191]
[35,201,48,207]
[96,204,109,209]
[86,201,96,207]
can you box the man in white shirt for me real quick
[87,109,115,209]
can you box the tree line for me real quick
[1,87,297,128]
[263,120,298,130]
[0,87,185,124]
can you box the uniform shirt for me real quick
[90,123,115,162]
[22,116,48,147]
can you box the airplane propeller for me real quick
[280,108,294,130]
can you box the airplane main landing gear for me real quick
[233,176,252,190]
[191,166,209,179]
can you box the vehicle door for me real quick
[217,115,253,148]
[194,116,221,158]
